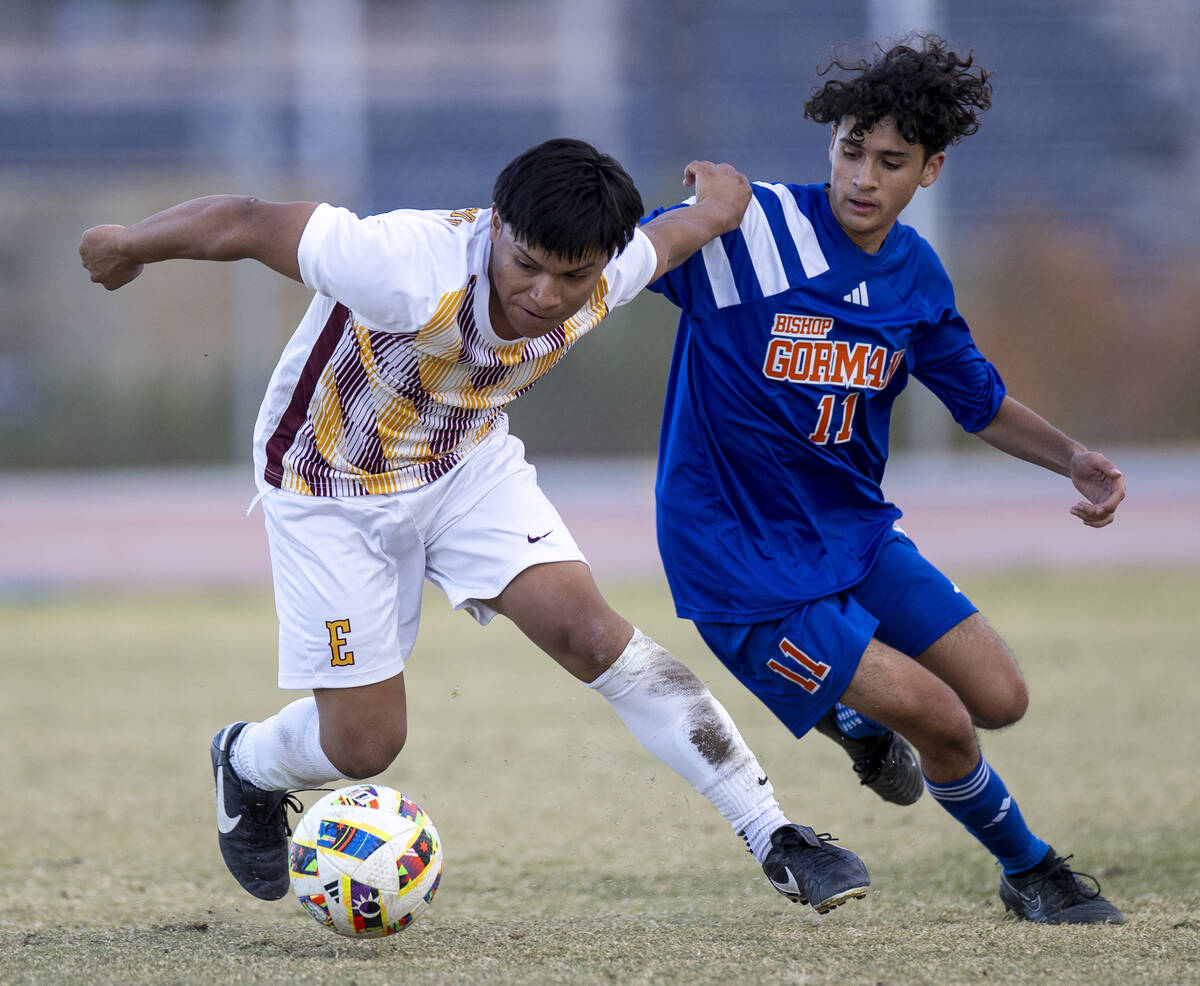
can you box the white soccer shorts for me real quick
[261,431,585,689]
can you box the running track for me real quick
[2,447,1197,592]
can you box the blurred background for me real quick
[1,0,1197,589]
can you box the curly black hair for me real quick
[804,33,992,155]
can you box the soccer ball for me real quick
[288,783,443,938]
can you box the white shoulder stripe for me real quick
[700,237,739,309]
[740,195,790,297]
[758,182,830,279]
[680,194,740,309]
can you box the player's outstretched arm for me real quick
[79,196,318,291]
[976,395,1126,528]
[642,160,751,281]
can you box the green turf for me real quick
[2,570,1198,985]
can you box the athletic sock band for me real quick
[231,696,342,791]
[925,757,1048,874]
[834,702,890,739]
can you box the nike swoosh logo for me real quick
[527,530,553,543]
[771,866,802,897]
[757,775,770,785]
[215,760,242,834]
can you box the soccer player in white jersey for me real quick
[645,38,1127,924]
[79,138,870,913]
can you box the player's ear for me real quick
[489,207,503,243]
[919,151,946,188]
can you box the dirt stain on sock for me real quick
[646,658,708,699]
[688,704,735,766]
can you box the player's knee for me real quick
[974,677,1029,730]
[921,702,978,762]
[327,723,407,780]
[559,613,627,680]
[336,742,405,780]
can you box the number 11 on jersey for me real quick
[809,392,860,444]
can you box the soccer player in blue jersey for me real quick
[646,35,1126,924]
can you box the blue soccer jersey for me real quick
[647,182,1006,622]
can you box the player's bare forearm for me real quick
[977,397,1083,475]
[79,196,317,290]
[977,396,1125,526]
[644,161,751,281]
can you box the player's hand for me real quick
[1067,450,1125,528]
[683,160,751,234]
[79,224,144,290]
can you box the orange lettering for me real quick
[834,392,859,443]
[882,349,907,388]
[865,347,888,388]
[788,341,811,381]
[767,637,832,694]
[832,341,871,388]
[767,658,820,692]
[809,342,834,382]
[770,313,834,338]
[779,638,831,679]
[763,338,792,380]
[809,394,835,444]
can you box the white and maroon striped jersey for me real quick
[251,203,657,497]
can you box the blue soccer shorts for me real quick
[694,526,978,738]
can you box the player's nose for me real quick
[529,275,560,310]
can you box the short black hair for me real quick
[491,138,643,263]
[804,33,992,155]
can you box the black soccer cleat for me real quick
[761,824,870,914]
[998,848,1125,925]
[814,708,924,806]
[210,721,302,901]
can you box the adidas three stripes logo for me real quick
[843,281,870,306]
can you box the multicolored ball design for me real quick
[288,784,442,938]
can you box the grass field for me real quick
[2,570,1198,985]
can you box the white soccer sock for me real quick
[588,628,788,862]
[230,697,342,791]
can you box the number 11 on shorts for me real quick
[767,637,831,693]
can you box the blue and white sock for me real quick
[925,758,1048,874]
[834,702,890,740]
